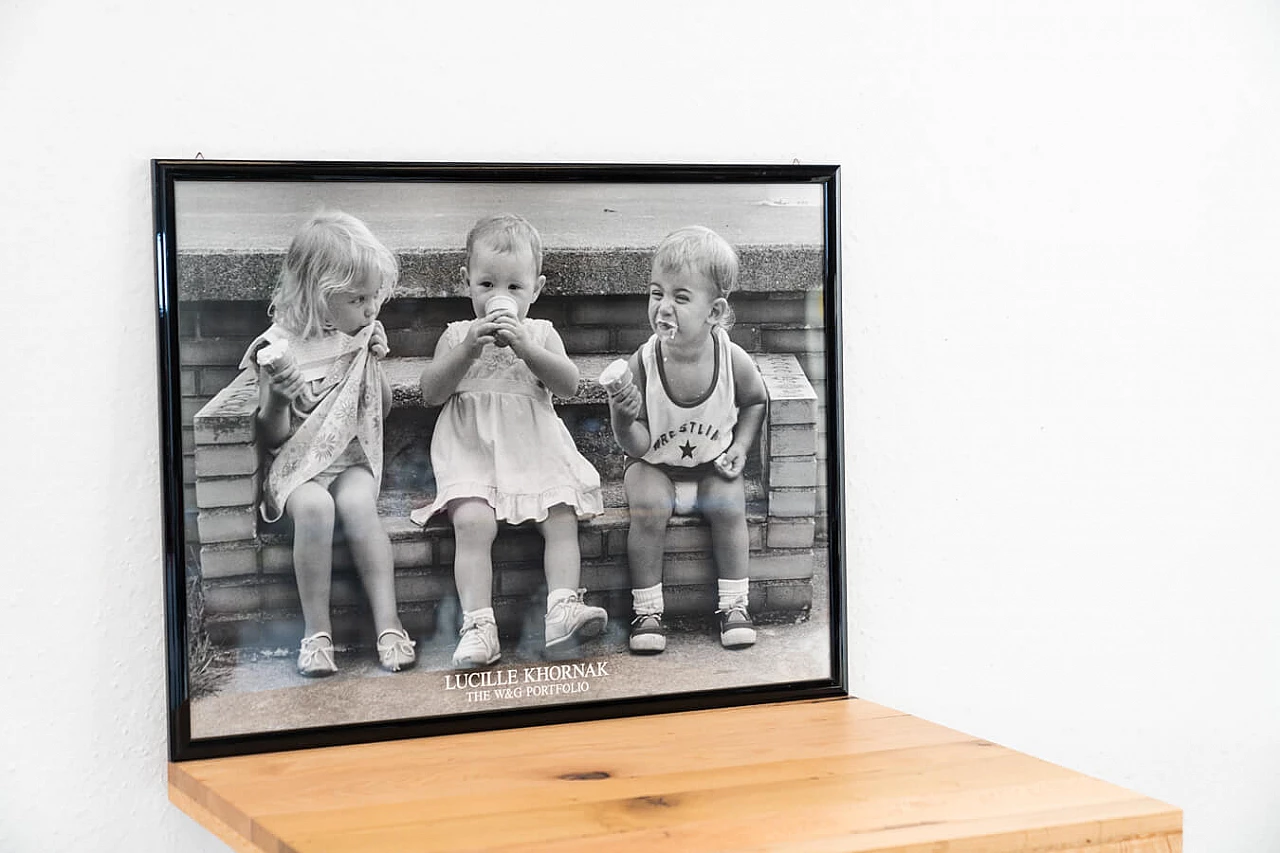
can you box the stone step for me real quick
[201,490,799,581]
[199,496,817,649]
[191,353,673,448]
[174,182,826,300]
[180,246,823,301]
[383,354,621,408]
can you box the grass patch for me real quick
[185,547,231,699]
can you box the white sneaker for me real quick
[545,590,608,649]
[452,614,501,669]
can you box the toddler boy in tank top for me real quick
[605,226,768,653]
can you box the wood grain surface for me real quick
[169,698,1181,852]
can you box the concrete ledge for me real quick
[198,351,818,416]
[177,245,823,300]
[194,354,631,417]
[384,354,622,407]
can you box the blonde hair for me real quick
[465,213,544,276]
[652,225,739,327]
[268,211,399,338]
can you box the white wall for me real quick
[2,0,1276,849]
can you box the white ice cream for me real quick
[256,340,290,371]
[598,358,633,395]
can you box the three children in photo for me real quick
[251,210,766,676]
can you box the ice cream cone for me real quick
[598,358,633,395]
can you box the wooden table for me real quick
[169,697,1181,852]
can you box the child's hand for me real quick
[714,445,746,479]
[263,358,305,404]
[491,313,531,353]
[369,321,390,359]
[608,381,642,424]
[463,316,500,354]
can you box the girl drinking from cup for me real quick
[412,214,607,669]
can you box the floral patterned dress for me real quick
[240,323,383,523]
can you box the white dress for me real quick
[410,319,603,525]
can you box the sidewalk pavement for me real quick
[177,182,825,252]
[189,553,834,741]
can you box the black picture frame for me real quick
[153,159,846,761]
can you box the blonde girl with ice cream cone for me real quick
[242,211,415,678]
[605,226,768,655]
[413,214,607,670]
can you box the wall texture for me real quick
[2,0,1278,850]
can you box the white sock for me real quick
[718,577,749,611]
[632,582,664,616]
[463,607,495,626]
[547,588,576,610]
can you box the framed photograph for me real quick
[153,160,846,760]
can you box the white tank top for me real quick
[639,327,738,467]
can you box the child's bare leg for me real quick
[624,462,674,653]
[699,473,755,647]
[697,473,749,580]
[331,466,403,635]
[448,498,497,612]
[539,503,606,649]
[538,504,581,591]
[447,498,501,668]
[623,462,675,589]
[285,481,336,637]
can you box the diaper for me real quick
[672,479,698,516]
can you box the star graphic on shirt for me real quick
[679,440,696,459]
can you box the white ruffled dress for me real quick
[410,319,603,525]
